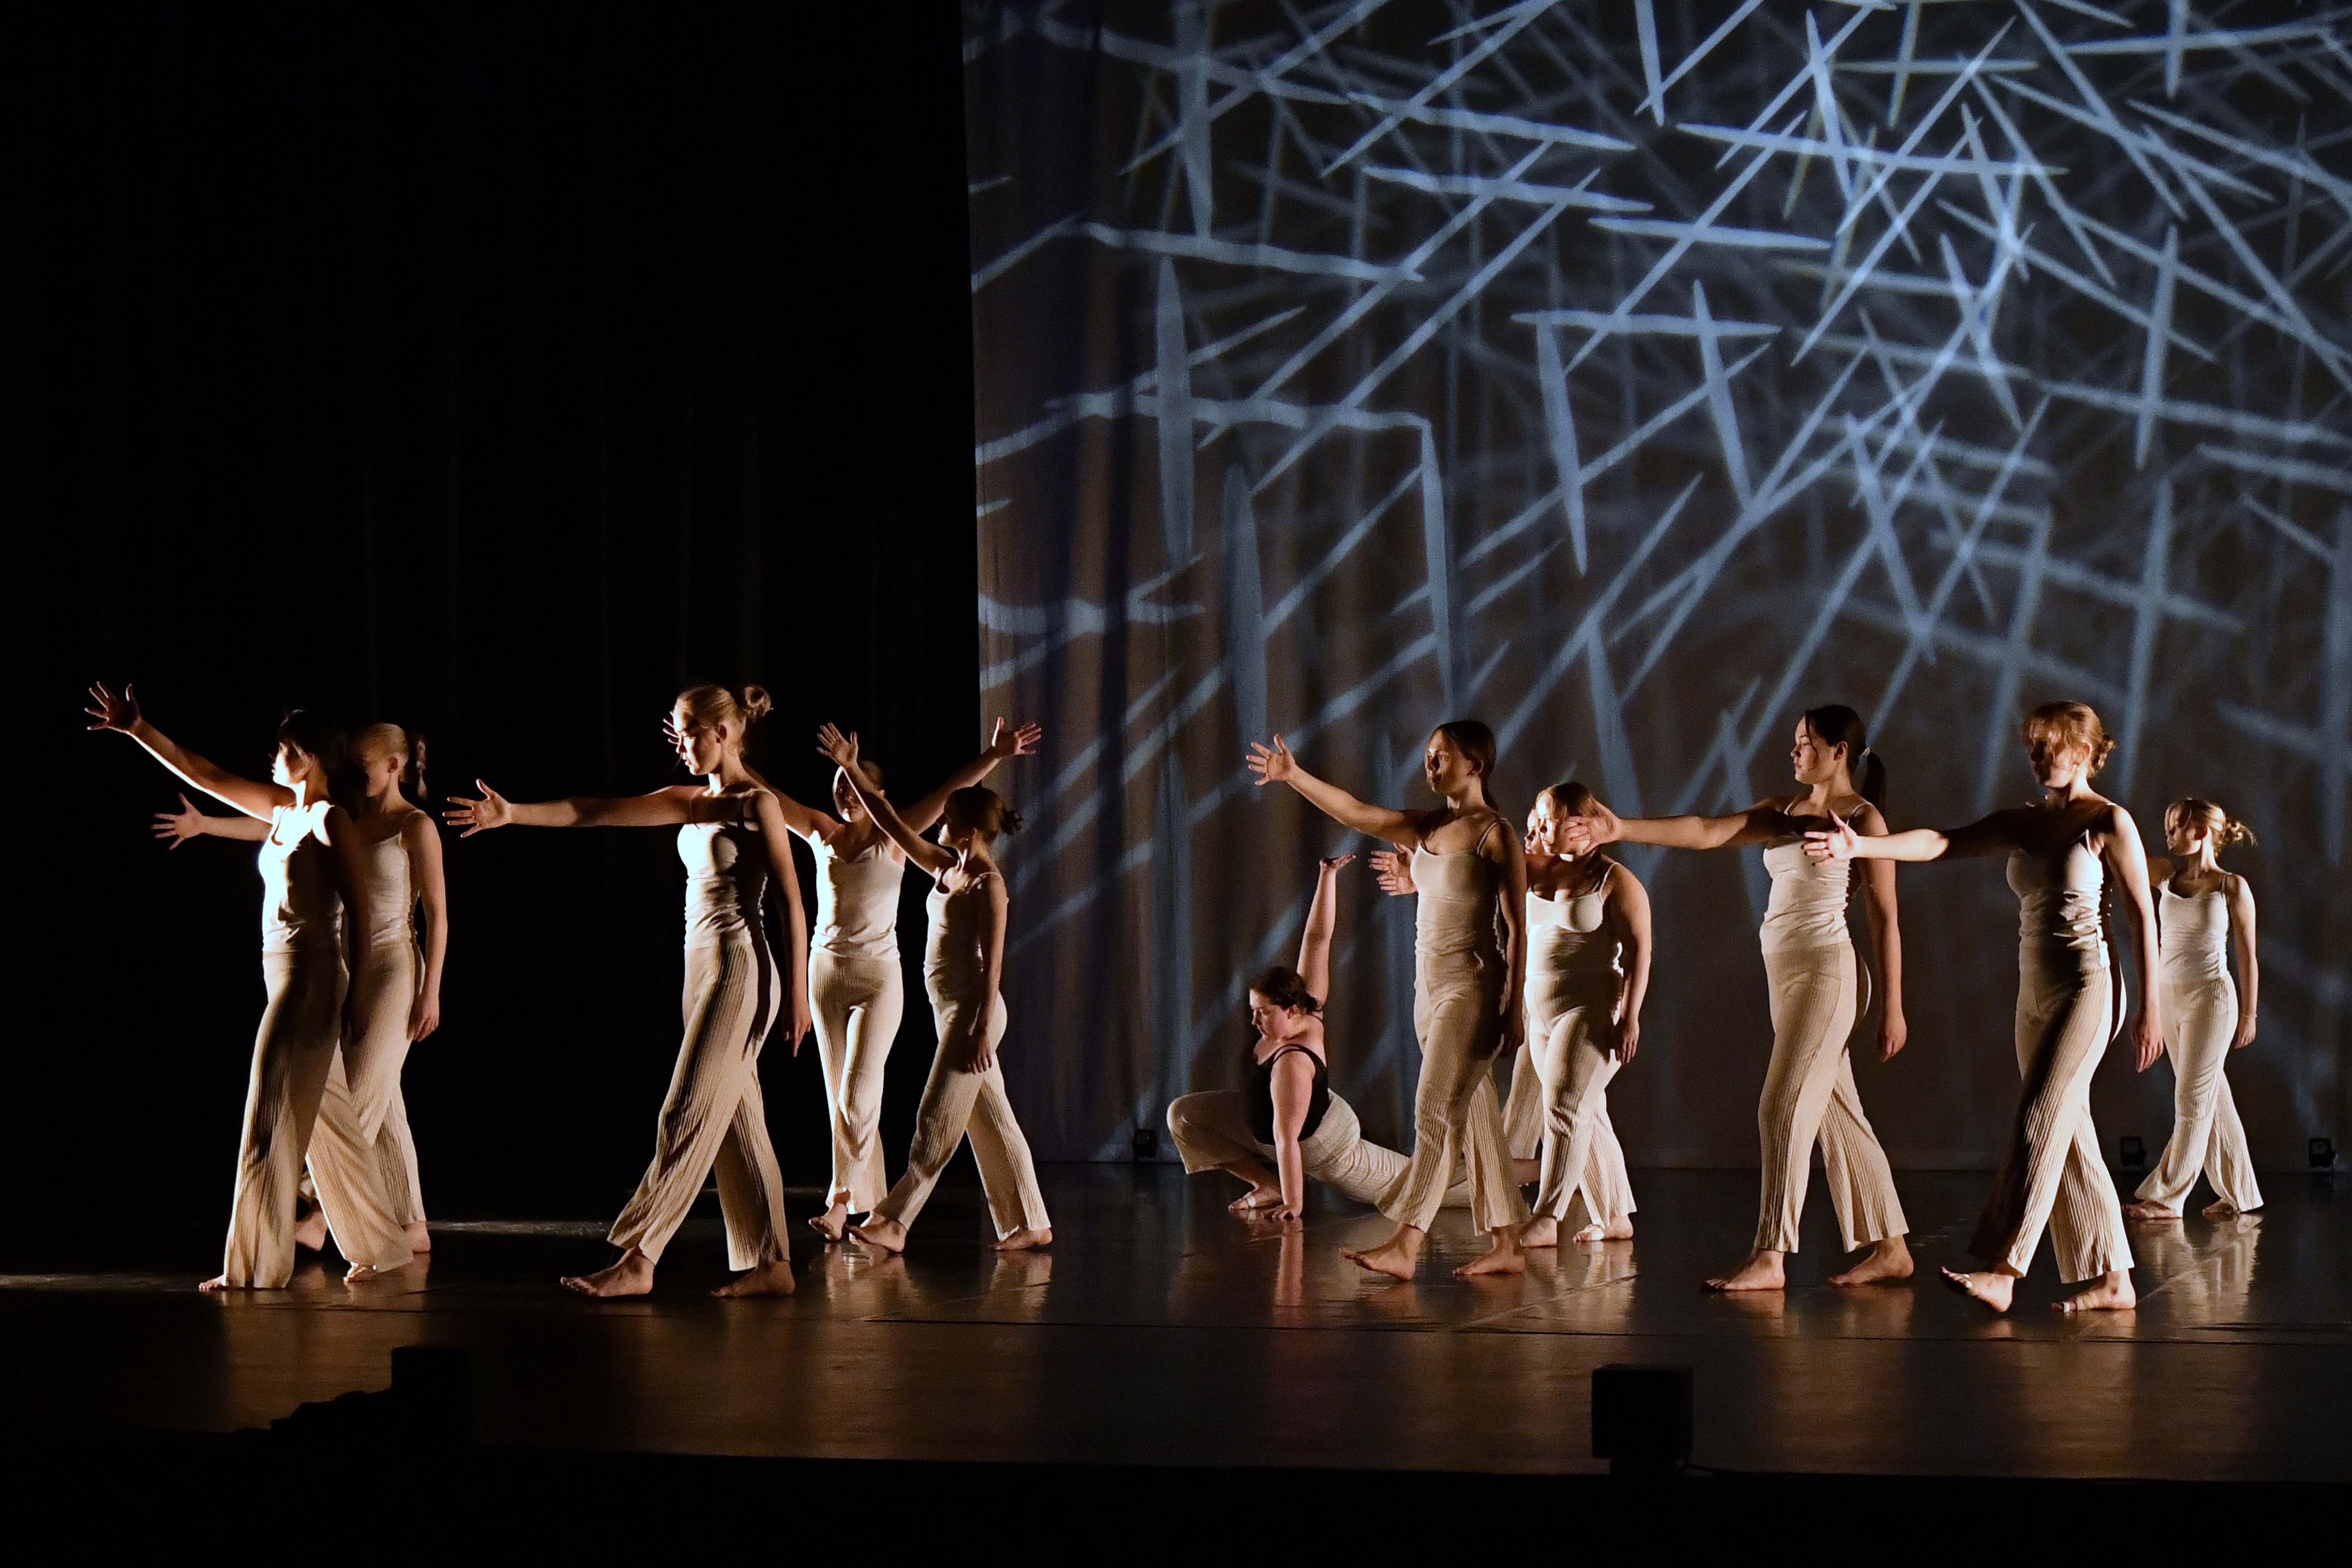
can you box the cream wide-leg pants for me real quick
[1972,961,2133,1282]
[1502,1043,1542,1161]
[811,950,904,1213]
[607,934,790,1269]
[1381,965,1529,1235]
[223,950,407,1285]
[302,939,420,1272]
[1753,942,1905,1254]
[1529,999,1636,1229]
[2136,972,2262,1214]
[869,993,1050,1239]
[1167,1088,1470,1208]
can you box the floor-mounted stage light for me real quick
[2313,1137,2337,1171]
[2119,1136,2146,1172]
[1592,1363,1692,1477]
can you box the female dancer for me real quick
[87,683,414,1288]
[1558,706,1911,1290]
[1168,855,1468,1218]
[2124,798,2262,1222]
[769,719,1042,1243]
[1810,700,2158,1313]
[1247,721,1529,1280]
[817,724,1052,1254]
[445,684,811,1297]
[157,722,444,1253]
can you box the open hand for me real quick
[814,722,861,772]
[987,718,1043,761]
[1246,735,1297,786]
[85,681,141,734]
[444,780,512,837]
[1554,800,1620,856]
[154,791,205,848]
[1805,814,1860,863]
[1318,852,1356,873]
[1369,847,1415,896]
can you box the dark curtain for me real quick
[7,4,980,1265]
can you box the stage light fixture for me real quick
[1132,1124,1159,1162]
[2118,1136,2146,1171]
[2312,1137,2336,1171]
[1591,1363,1692,1477]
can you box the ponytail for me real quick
[2169,797,2256,855]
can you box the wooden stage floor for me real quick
[3,1168,2346,1483]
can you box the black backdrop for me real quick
[7,5,979,1265]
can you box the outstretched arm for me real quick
[899,718,1043,836]
[815,724,956,878]
[1559,795,1792,855]
[2228,874,2258,1049]
[1294,854,1355,1001]
[1853,803,1908,1062]
[1246,736,1426,846]
[155,791,272,846]
[443,780,708,835]
[404,811,449,1042]
[88,683,289,821]
[2100,804,2165,1073]
[1808,809,2028,863]
[1604,865,1653,1063]
[753,792,814,1051]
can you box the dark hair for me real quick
[1248,964,1322,1016]
[1432,717,1505,821]
[1802,704,1884,810]
[945,784,1024,841]
[353,723,429,805]
[277,709,360,813]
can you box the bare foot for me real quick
[1519,1215,1559,1248]
[992,1226,1053,1252]
[198,1275,231,1293]
[294,1210,328,1253]
[1704,1250,1786,1292]
[849,1216,908,1255]
[2201,1200,2248,1220]
[1228,1185,1282,1213]
[1571,1217,1633,1244]
[1829,1236,1914,1286]
[403,1221,431,1253]
[1342,1230,1421,1281]
[345,1260,410,1283]
[1940,1266,2015,1312]
[1455,1233,1525,1277]
[2122,1201,2182,1223]
[560,1248,656,1297]
[713,1260,796,1297]
[808,1201,852,1243]
[2055,1270,2135,1313]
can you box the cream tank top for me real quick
[259,801,342,955]
[2006,831,2108,977]
[812,834,902,959]
[1410,822,1505,982]
[923,873,995,1013]
[1759,833,1852,954]
[1526,872,1620,1017]
[2159,883,2230,987]
[679,821,768,946]
[355,829,417,950]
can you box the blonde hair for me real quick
[2167,797,2256,851]
[676,684,773,742]
[1531,781,1598,826]
[2021,700,2116,776]
[351,721,427,804]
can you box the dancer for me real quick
[1168,855,1469,1218]
[87,683,414,1288]
[2123,799,2262,1222]
[1809,700,2157,1313]
[768,719,1042,1242]
[446,684,811,1297]
[817,724,1052,1255]
[1248,722,1529,1280]
[157,722,445,1254]
[1558,706,1912,1289]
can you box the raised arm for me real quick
[899,718,1043,836]
[403,811,449,1042]
[443,779,708,836]
[1853,803,1908,1061]
[155,791,273,847]
[1560,795,1793,855]
[1246,736,1426,845]
[815,724,956,878]
[1808,808,2029,863]
[2227,873,2258,1049]
[2099,803,2165,1073]
[1294,854,1356,1001]
[753,792,814,1051]
[1603,863,1652,1063]
[88,683,289,821]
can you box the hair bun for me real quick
[999,807,1027,836]
[739,686,773,724]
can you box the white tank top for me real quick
[679,820,767,945]
[259,800,342,955]
[1760,833,1853,953]
[1525,876,1618,988]
[812,833,903,958]
[2007,831,2107,976]
[355,828,416,950]
[2159,882,2230,985]
[923,871,996,1011]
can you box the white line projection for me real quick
[964,2,2348,1167]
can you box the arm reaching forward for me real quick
[816,724,957,879]
[1247,737,1426,846]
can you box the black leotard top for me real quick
[1245,1042,1330,1145]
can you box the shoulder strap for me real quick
[1264,1043,1325,1073]
[1472,814,1503,857]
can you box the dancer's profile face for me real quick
[271,743,308,789]
[2164,808,2208,857]
[1789,719,1846,786]
[1424,732,1475,795]
[2025,733,2091,790]
[1527,795,1563,855]
[353,738,403,796]
[1248,991,1304,1040]
[671,704,727,776]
